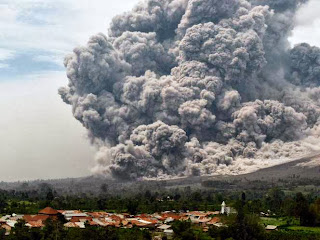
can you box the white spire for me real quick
[221,201,226,214]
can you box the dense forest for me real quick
[0,178,320,218]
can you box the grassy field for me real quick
[261,217,320,233]
[286,226,320,233]
[260,217,299,226]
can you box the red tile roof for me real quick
[129,220,152,227]
[109,215,122,225]
[87,212,108,218]
[188,211,208,217]
[207,217,220,225]
[160,213,181,221]
[64,222,79,228]
[139,217,159,225]
[23,215,49,222]
[89,220,100,226]
[110,215,121,221]
[39,207,58,215]
[26,220,44,228]
[70,216,92,223]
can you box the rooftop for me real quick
[39,207,58,215]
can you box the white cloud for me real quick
[0,48,15,61]
[0,0,318,70]
[0,63,9,69]
[294,0,320,26]
[289,0,320,47]
[0,0,138,69]
[32,54,64,66]
[0,0,138,76]
[0,48,15,68]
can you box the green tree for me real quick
[8,220,33,240]
[41,218,65,240]
[282,197,296,216]
[265,188,284,214]
[295,192,316,226]
[0,228,6,240]
[126,199,139,215]
[100,183,109,193]
[46,191,54,202]
[311,198,320,225]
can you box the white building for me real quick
[221,201,226,214]
[221,201,237,215]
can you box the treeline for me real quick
[202,177,320,191]
[0,186,227,214]
[245,188,320,227]
[1,173,319,198]
[1,184,320,221]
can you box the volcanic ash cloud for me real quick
[59,0,320,180]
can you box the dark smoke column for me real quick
[60,0,320,180]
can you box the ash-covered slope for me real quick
[220,152,320,181]
[59,0,320,180]
[1,155,318,195]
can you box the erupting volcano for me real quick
[59,0,320,180]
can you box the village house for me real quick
[39,207,59,217]
[62,210,88,221]
[0,213,23,229]
[0,223,11,235]
[0,206,225,235]
[0,218,11,236]
[157,224,171,232]
[265,225,278,231]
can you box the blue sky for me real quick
[0,0,319,181]
[0,0,138,80]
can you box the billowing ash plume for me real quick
[289,43,320,87]
[60,0,320,180]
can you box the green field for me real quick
[260,217,299,227]
[286,226,320,233]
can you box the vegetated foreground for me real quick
[0,154,319,239]
[0,176,320,239]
